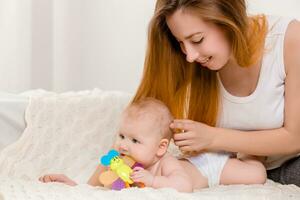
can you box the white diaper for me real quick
[187,152,230,187]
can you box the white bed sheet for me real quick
[0,92,28,151]
[0,89,299,200]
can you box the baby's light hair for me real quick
[123,97,174,140]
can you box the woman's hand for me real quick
[170,119,216,152]
[39,174,77,186]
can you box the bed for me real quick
[0,89,299,200]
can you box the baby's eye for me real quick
[132,138,139,144]
[119,134,125,139]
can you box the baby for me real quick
[39,97,193,192]
[39,98,266,191]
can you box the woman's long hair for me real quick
[132,0,267,126]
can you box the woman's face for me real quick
[166,9,232,70]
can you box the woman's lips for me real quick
[198,56,212,65]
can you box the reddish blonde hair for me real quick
[132,0,267,126]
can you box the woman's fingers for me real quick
[173,132,194,141]
[179,146,194,152]
[173,119,195,124]
[174,139,193,147]
[170,120,195,132]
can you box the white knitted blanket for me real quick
[0,89,299,200]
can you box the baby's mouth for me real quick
[121,153,132,158]
[120,153,138,165]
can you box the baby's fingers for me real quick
[133,166,144,172]
[38,176,44,182]
[42,175,52,183]
[131,173,144,182]
[131,171,144,179]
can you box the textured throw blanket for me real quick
[0,89,299,200]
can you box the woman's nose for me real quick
[185,46,199,63]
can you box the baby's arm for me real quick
[39,164,107,186]
[40,143,114,187]
[39,165,107,187]
[87,143,117,186]
[39,174,77,186]
[87,164,108,186]
[131,155,193,192]
[220,155,267,185]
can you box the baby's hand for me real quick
[39,174,77,186]
[130,167,154,187]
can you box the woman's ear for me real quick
[156,138,169,157]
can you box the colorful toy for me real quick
[99,149,145,190]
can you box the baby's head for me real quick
[114,97,173,168]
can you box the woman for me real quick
[132,0,300,186]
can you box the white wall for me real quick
[52,0,156,93]
[0,0,32,92]
[0,1,299,93]
[247,0,300,19]
[0,0,157,93]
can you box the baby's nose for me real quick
[119,143,128,153]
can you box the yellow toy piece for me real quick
[99,149,145,190]
[110,156,133,184]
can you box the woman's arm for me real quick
[172,20,300,156]
[172,120,299,156]
[212,127,299,156]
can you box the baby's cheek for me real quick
[139,151,156,166]
[133,152,144,162]
[132,150,148,164]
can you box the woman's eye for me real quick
[132,138,139,144]
[119,134,125,139]
[192,37,204,44]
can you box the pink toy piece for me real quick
[132,162,144,169]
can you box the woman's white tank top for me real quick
[217,16,298,170]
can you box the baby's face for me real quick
[114,115,162,168]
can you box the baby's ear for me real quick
[156,139,169,157]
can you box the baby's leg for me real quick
[220,156,267,185]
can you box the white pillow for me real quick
[0,92,28,151]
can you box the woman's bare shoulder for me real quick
[284,19,300,74]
